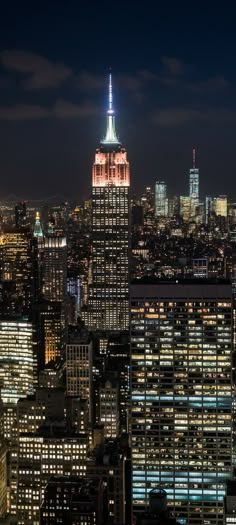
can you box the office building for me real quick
[136,488,181,525]
[213,196,228,218]
[14,202,26,230]
[39,235,67,303]
[88,74,130,331]
[224,479,236,525]
[33,300,65,369]
[168,196,178,218]
[155,181,168,217]
[205,196,213,225]
[131,281,232,524]
[17,427,89,525]
[40,476,107,525]
[192,258,208,278]
[66,332,93,421]
[0,441,7,519]
[99,379,119,438]
[0,317,34,405]
[87,438,126,524]
[38,361,64,388]
[0,229,33,312]
[180,196,190,222]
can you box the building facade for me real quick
[131,281,232,525]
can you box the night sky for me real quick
[0,2,236,201]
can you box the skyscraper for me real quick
[0,317,34,405]
[213,196,228,218]
[189,148,199,219]
[66,332,93,421]
[15,201,27,229]
[39,236,67,303]
[17,429,89,524]
[131,281,232,525]
[88,74,130,331]
[155,181,168,217]
[0,229,33,312]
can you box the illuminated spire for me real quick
[33,211,43,238]
[192,148,196,169]
[101,73,120,144]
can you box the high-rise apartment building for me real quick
[87,74,130,331]
[131,281,232,525]
[189,148,199,219]
[155,182,168,217]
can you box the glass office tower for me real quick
[131,281,232,525]
[189,148,199,220]
[155,181,168,217]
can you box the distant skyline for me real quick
[0,2,236,199]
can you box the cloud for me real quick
[0,100,98,120]
[152,107,236,128]
[0,104,49,120]
[53,99,98,118]
[161,56,185,76]
[153,108,201,127]
[187,75,230,93]
[77,72,105,91]
[0,50,72,89]
[160,56,230,93]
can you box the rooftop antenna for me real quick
[192,148,196,169]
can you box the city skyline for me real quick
[1,5,236,525]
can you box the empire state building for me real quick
[88,74,130,331]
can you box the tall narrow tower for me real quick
[88,74,130,331]
[189,148,199,218]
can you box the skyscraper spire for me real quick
[192,147,196,169]
[101,73,120,144]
